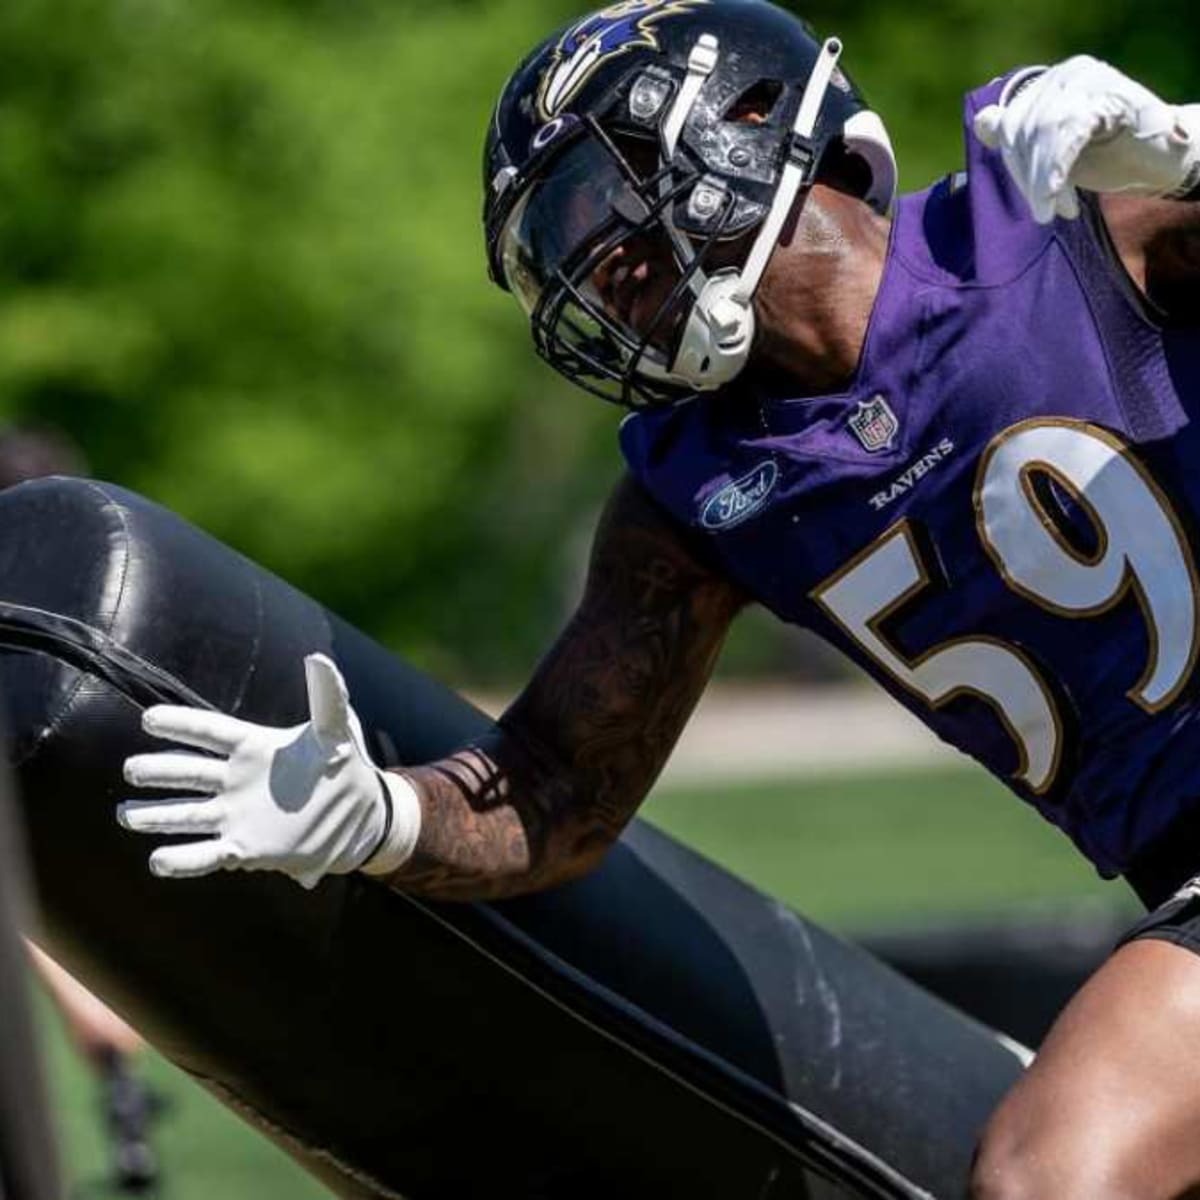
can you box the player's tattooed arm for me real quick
[377,475,747,902]
[1099,194,1200,319]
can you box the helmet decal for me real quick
[537,0,709,120]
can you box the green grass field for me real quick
[38,762,1129,1198]
[646,762,1126,926]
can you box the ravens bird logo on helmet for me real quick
[538,1,710,120]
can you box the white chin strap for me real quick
[644,36,846,395]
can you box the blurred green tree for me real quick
[0,0,1193,682]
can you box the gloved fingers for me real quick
[123,750,226,793]
[976,105,1048,218]
[1043,120,1094,219]
[1024,151,1068,224]
[148,839,235,879]
[1130,110,1185,146]
[117,798,225,836]
[973,104,1004,148]
[996,143,1047,223]
[304,654,355,748]
[142,705,253,755]
[1016,137,1054,223]
[1011,114,1090,223]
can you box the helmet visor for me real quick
[499,136,662,313]
[500,132,704,403]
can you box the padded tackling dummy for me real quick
[863,904,1134,1049]
[0,478,1025,1200]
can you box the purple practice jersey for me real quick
[619,74,1200,878]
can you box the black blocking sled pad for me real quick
[0,478,1024,1200]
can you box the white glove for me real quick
[974,57,1200,223]
[118,654,421,889]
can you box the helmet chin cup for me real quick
[670,273,756,391]
[841,109,898,215]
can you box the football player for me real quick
[119,2,1200,1194]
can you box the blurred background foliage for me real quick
[0,0,1197,684]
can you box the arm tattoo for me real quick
[380,476,746,901]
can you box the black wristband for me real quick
[363,771,395,869]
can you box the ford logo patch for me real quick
[699,461,778,531]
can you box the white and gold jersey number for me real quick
[811,419,1200,795]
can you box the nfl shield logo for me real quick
[848,394,899,453]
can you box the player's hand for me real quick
[118,654,420,889]
[974,57,1200,223]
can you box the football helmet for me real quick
[483,0,897,407]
